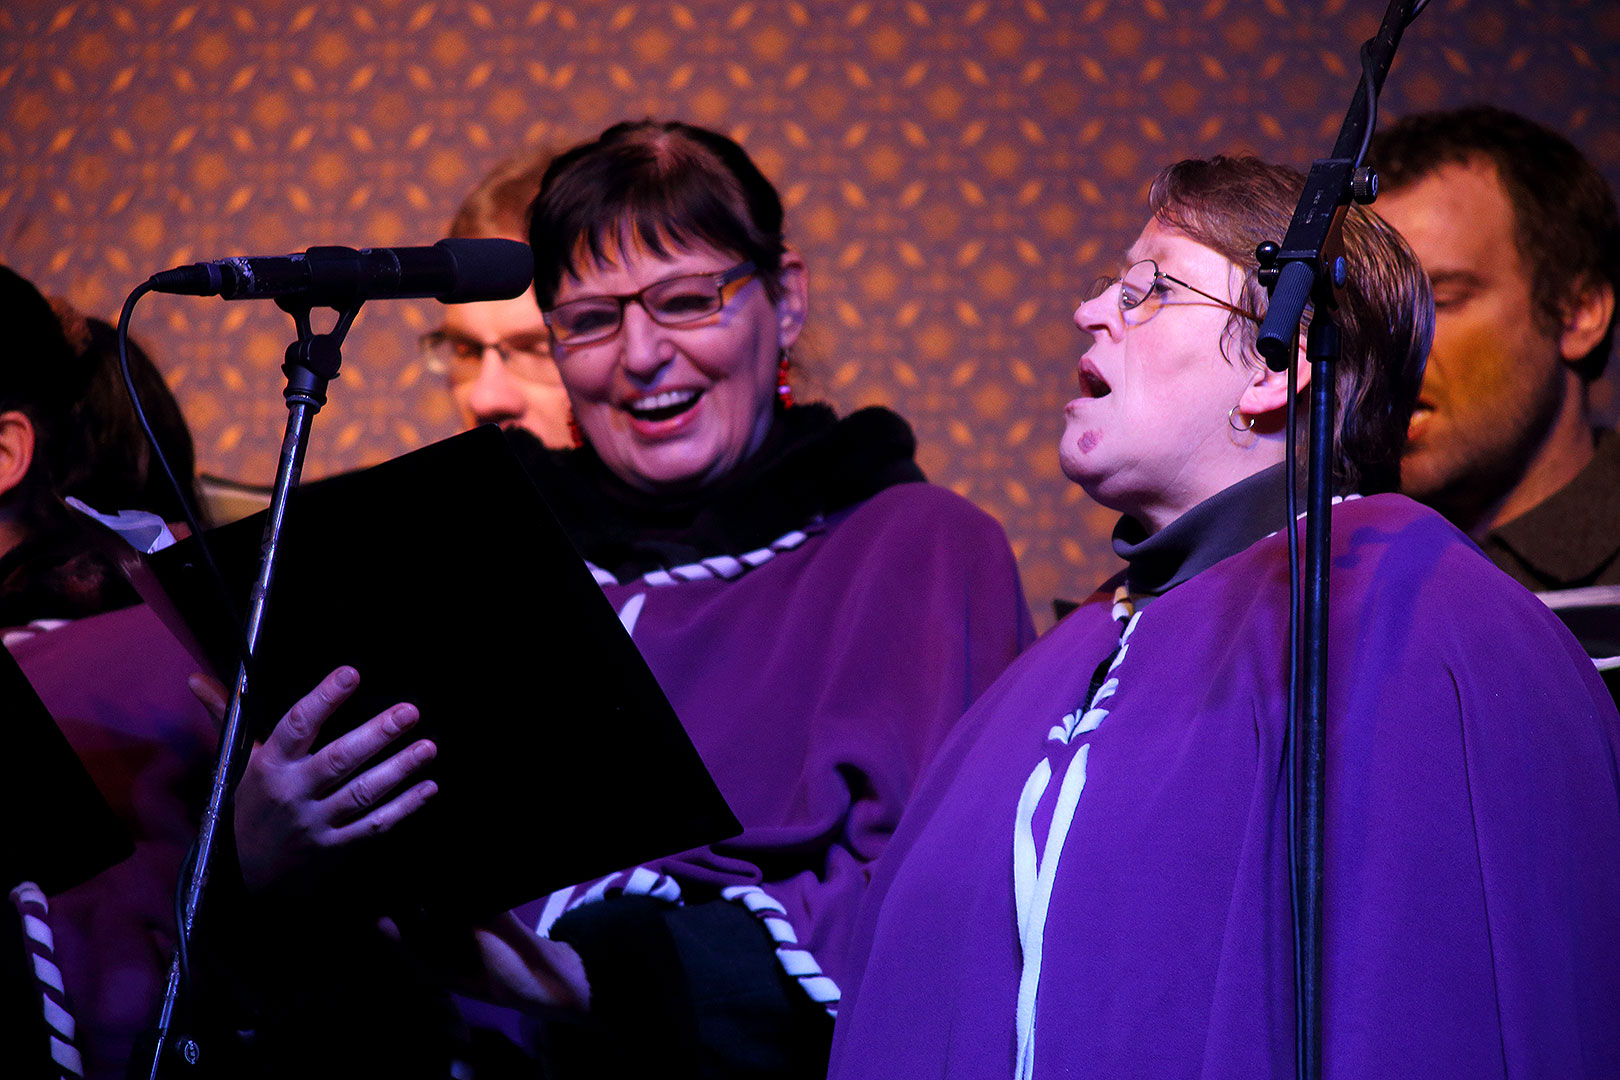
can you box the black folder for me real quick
[149,425,739,919]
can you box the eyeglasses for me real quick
[418,329,559,387]
[1086,259,1262,327]
[543,261,757,347]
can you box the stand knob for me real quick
[1255,241,1281,287]
[1351,166,1378,204]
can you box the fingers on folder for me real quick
[231,666,438,892]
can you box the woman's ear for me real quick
[1237,334,1311,421]
[775,251,809,351]
[0,410,37,501]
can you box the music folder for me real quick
[150,424,739,919]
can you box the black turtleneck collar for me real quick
[506,402,925,580]
[1107,462,1298,605]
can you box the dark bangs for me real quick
[529,120,786,308]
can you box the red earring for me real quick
[776,350,794,409]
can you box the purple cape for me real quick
[517,481,1035,996]
[830,494,1620,1078]
[8,604,217,1080]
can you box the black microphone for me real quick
[146,238,532,304]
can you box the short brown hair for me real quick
[1149,156,1434,496]
[447,145,557,240]
[528,120,788,309]
[1369,105,1620,380]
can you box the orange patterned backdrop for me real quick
[3,0,1618,624]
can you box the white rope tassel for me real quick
[1013,761,1052,945]
[1011,746,1090,1080]
[585,526,814,588]
[533,867,687,937]
[537,875,841,1015]
[10,882,84,1080]
[721,885,841,1016]
[1013,598,1139,1079]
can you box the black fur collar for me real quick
[507,403,925,580]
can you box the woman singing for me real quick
[827,156,1620,1079]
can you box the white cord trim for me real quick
[1264,492,1363,539]
[11,882,84,1079]
[585,526,814,588]
[721,884,841,1016]
[1015,603,1141,1079]
[1012,746,1089,1080]
[531,871,841,1016]
[24,913,54,951]
[51,1036,83,1075]
[1048,611,1140,745]
[42,996,75,1040]
[32,954,64,993]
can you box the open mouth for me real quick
[626,389,702,422]
[1078,364,1112,399]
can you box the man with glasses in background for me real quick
[421,146,575,448]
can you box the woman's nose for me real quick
[1074,290,1120,337]
[619,301,673,382]
[464,349,526,424]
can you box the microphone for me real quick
[146,239,533,304]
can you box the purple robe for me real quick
[7,604,217,1080]
[830,494,1620,1078]
[519,481,1034,997]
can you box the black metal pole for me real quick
[1297,316,1340,1080]
[1249,5,1425,1079]
[145,300,355,1079]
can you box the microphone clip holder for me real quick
[275,293,361,409]
[1255,158,1377,373]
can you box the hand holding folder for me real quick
[191,665,438,893]
[151,425,739,919]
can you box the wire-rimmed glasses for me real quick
[1087,259,1262,326]
[418,329,559,386]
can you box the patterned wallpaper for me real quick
[3,0,1618,624]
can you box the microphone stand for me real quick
[145,294,361,1079]
[1251,3,1422,1078]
